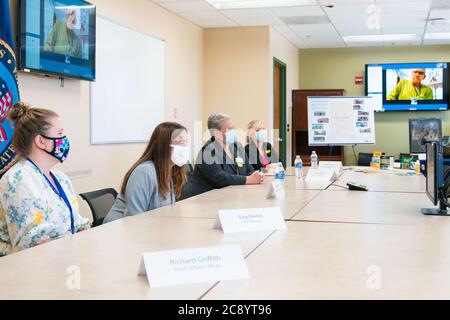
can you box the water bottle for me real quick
[294,155,304,179]
[275,162,286,180]
[310,151,318,169]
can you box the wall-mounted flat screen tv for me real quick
[366,62,448,112]
[19,0,96,81]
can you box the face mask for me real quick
[256,130,266,142]
[42,135,70,163]
[224,130,236,145]
[171,145,190,167]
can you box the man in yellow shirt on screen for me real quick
[387,68,433,101]
[44,8,82,59]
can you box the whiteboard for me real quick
[308,96,376,146]
[91,16,165,144]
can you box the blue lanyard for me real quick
[27,159,75,235]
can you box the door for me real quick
[274,58,287,167]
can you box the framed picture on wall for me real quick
[409,118,442,154]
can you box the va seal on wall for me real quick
[0,38,20,176]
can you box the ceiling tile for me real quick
[220,8,275,19]
[323,4,375,15]
[381,25,425,35]
[429,9,450,19]
[378,1,431,14]
[381,20,426,29]
[319,0,374,5]
[381,11,428,21]
[178,10,229,20]
[426,21,450,33]
[328,14,374,24]
[197,19,239,28]
[158,0,216,13]
[346,41,384,47]
[270,5,324,17]
[234,17,285,26]
[290,23,336,33]
[431,0,450,9]
[338,28,381,36]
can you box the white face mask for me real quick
[170,145,191,167]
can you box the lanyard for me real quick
[27,159,75,235]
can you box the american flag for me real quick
[0,81,12,123]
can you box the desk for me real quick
[152,182,321,220]
[291,190,448,226]
[0,216,272,300]
[0,166,446,300]
[331,168,425,193]
[203,221,450,299]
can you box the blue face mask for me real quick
[42,135,70,163]
[224,130,237,145]
[256,130,266,142]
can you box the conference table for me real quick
[1,166,450,299]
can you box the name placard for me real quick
[213,207,286,233]
[305,168,337,182]
[267,179,285,199]
[319,161,343,175]
[138,245,249,287]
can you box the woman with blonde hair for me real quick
[0,102,90,256]
[245,120,279,171]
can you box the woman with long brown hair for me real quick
[103,122,190,223]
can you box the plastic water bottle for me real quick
[310,151,318,169]
[275,162,286,180]
[294,155,304,179]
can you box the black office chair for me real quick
[80,188,118,227]
[357,153,373,166]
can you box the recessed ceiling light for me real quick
[206,0,316,10]
[343,34,419,42]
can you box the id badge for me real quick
[235,157,244,168]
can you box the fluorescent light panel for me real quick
[343,34,419,42]
[206,0,316,10]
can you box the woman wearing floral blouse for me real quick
[0,102,89,256]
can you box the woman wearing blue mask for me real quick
[245,120,280,172]
[181,113,263,198]
[103,122,189,223]
[0,102,90,257]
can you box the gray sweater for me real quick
[103,161,175,224]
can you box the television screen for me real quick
[366,62,449,112]
[19,0,96,81]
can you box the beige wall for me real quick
[203,27,270,142]
[270,28,299,166]
[9,0,203,220]
[299,45,450,165]
[203,26,299,165]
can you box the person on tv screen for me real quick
[387,68,433,101]
[44,7,82,59]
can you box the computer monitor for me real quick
[421,141,448,215]
[409,118,442,154]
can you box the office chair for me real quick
[357,153,373,166]
[80,188,118,227]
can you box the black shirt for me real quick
[245,141,280,171]
[181,138,254,198]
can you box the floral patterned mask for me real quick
[41,135,70,163]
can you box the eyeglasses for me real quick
[414,70,425,75]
